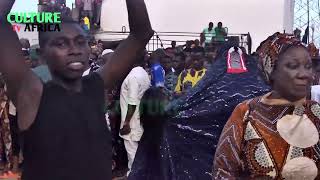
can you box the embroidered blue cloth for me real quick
[129,45,270,180]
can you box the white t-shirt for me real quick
[120,67,151,141]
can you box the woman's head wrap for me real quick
[307,43,319,58]
[256,32,304,84]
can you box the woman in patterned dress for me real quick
[213,33,320,179]
[0,76,18,178]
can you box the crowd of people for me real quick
[1,0,320,180]
[75,0,103,31]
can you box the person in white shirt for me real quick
[119,63,151,175]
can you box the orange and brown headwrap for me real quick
[256,32,304,84]
[307,43,319,58]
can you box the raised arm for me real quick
[97,0,154,89]
[0,0,42,130]
[100,40,123,50]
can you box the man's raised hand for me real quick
[0,0,15,18]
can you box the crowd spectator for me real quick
[183,40,193,54]
[20,39,32,68]
[161,55,177,99]
[0,78,19,179]
[294,28,302,41]
[171,41,176,49]
[175,52,207,95]
[165,41,177,56]
[83,14,91,30]
[80,18,89,33]
[119,63,151,176]
[94,0,103,28]
[82,0,94,24]
[192,39,205,53]
[202,22,215,45]
[149,49,166,87]
[160,54,172,75]
[214,22,228,42]
[31,53,52,83]
[172,52,186,75]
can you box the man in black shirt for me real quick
[0,0,153,179]
[192,39,205,53]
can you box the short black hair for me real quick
[140,87,169,122]
[38,16,80,48]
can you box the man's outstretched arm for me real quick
[0,0,42,130]
[98,0,154,89]
[0,0,42,101]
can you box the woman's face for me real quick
[271,46,313,101]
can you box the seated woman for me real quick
[213,33,320,179]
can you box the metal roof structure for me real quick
[294,0,320,47]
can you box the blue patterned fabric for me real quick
[151,62,165,87]
[129,46,270,180]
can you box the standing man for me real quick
[94,0,102,28]
[150,49,166,88]
[161,55,177,99]
[119,63,150,176]
[214,22,228,42]
[192,39,205,53]
[0,0,153,179]
[202,22,215,46]
[175,52,207,95]
[82,0,94,25]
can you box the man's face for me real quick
[209,23,213,29]
[218,23,222,28]
[195,40,200,46]
[171,41,176,48]
[41,23,90,80]
[172,56,184,70]
[192,53,205,70]
[160,57,172,72]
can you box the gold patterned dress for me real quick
[0,92,13,172]
[213,93,320,180]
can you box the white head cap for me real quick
[102,49,114,56]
